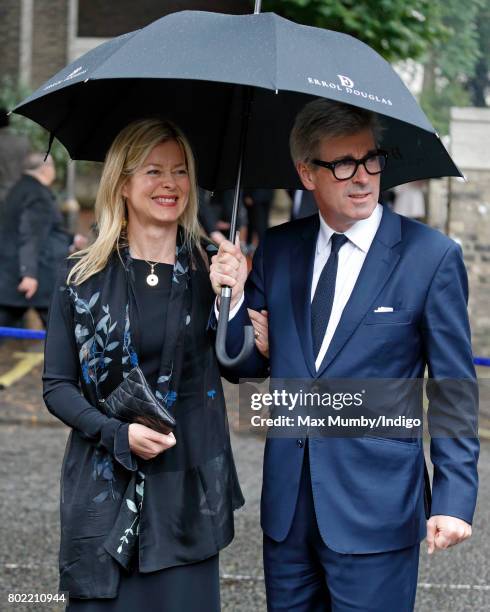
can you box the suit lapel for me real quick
[290,215,319,377]
[315,206,402,377]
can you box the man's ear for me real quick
[296,161,316,191]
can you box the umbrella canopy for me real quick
[14,10,461,191]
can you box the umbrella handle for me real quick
[215,288,255,368]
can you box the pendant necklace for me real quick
[145,260,159,287]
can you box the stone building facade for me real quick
[428,107,490,357]
[0,0,251,90]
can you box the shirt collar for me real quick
[316,203,383,255]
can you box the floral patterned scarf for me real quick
[69,231,191,570]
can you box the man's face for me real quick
[43,156,56,185]
[297,128,381,231]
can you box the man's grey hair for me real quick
[23,152,52,172]
[289,98,383,165]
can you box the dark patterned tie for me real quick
[311,233,349,358]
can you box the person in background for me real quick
[244,189,274,253]
[0,108,29,205]
[289,188,318,220]
[393,180,426,222]
[0,152,86,328]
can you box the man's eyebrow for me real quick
[331,148,379,162]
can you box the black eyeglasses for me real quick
[311,150,388,181]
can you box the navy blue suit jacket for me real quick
[226,205,479,554]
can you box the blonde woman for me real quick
[43,119,244,611]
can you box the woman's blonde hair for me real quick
[67,118,202,285]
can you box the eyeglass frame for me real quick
[310,149,388,181]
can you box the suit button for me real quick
[297,439,304,448]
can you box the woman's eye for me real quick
[147,169,160,175]
[175,168,188,175]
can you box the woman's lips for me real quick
[152,196,178,206]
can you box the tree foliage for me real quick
[420,0,483,135]
[258,0,490,134]
[466,0,490,107]
[259,0,447,63]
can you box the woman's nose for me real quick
[160,170,176,188]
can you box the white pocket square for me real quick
[373,306,394,313]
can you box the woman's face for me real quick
[122,140,190,228]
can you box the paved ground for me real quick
[0,341,489,611]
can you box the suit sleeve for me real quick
[422,243,479,524]
[42,269,137,472]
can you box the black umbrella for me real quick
[13,6,462,366]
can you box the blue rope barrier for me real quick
[474,356,490,367]
[0,327,46,340]
[1,326,490,366]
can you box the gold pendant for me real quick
[146,273,159,287]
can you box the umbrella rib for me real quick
[272,13,279,92]
[87,30,140,81]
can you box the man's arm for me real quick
[18,191,53,279]
[422,242,479,552]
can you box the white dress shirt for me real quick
[312,204,383,370]
[216,204,383,371]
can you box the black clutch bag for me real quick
[99,366,176,434]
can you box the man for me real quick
[210,99,479,611]
[0,108,29,205]
[0,152,85,327]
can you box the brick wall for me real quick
[447,173,490,357]
[427,108,490,358]
[31,0,68,88]
[78,0,251,37]
[0,1,22,84]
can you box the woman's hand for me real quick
[128,423,176,460]
[210,235,248,310]
[248,308,269,359]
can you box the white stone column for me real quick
[19,0,33,86]
[66,0,79,209]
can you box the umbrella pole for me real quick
[215,86,256,368]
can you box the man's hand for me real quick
[210,235,248,309]
[248,308,269,358]
[128,423,176,460]
[426,515,472,554]
[17,276,38,299]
